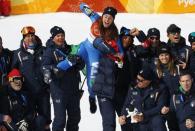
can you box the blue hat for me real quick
[157,45,171,56]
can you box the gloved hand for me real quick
[89,96,97,114]
[67,54,81,65]
[93,37,116,54]
[115,60,123,68]
[43,69,52,84]
[16,120,28,131]
[80,3,94,17]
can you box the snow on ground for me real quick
[0,12,195,131]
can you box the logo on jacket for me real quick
[100,98,107,103]
[175,99,181,104]
[38,56,42,61]
[55,99,61,104]
[190,100,195,108]
[12,100,18,105]
[132,91,138,96]
[22,56,29,61]
[58,57,64,61]
[150,93,155,98]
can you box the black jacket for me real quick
[171,86,195,124]
[92,55,118,99]
[42,39,84,93]
[167,37,191,66]
[121,82,168,123]
[12,39,48,94]
[0,85,34,125]
[0,48,13,86]
[189,51,195,77]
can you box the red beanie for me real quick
[8,69,22,78]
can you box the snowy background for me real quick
[0,12,195,131]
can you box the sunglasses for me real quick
[149,36,159,40]
[21,26,35,35]
[170,32,180,35]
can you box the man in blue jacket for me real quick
[169,70,195,131]
[119,68,168,131]
[42,26,84,131]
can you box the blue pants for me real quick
[136,115,167,131]
[165,111,180,131]
[114,95,133,131]
[98,97,116,131]
[51,86,80,131]
[32,89,51,126]
[97,97,132,131]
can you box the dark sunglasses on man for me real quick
[149,36,160,40]
[170,31,180,35]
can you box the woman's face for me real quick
[23,34,36,46]
[159,53,170,64]
[53,33,65,46]
[102,14,114,28]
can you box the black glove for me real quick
[67,54,82,65]
[43,69,52,84]
[89,96,97,114]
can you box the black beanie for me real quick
[138,68,153,81]
[167,24,181,34]
[50,26,65,39]
[147,28,160,38]
[157,45,171,56]
[102,7,117,19]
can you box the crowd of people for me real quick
[1,2,195,131]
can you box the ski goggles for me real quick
[9,76,23,82]
[21,26,35,35]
